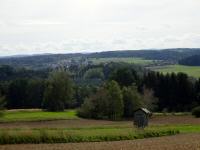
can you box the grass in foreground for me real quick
[150,124,200,133]
[1,123,200,144]
[155,64,200,78]
[0,127,178,144]
[0,110,78,122]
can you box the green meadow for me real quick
[0,109,78,122]
[155,65,200,78]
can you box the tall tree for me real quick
[110,68,139,86]
[142,88,158,111]
[42,71,74,111]
[7,79,29,108]
[106,80,124,120]
[122,86,142,117]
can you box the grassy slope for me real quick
[90,57,153,65]
[156,65,200,78]
[0,110,78,122]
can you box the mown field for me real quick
[89,57,154,65]
[155,64,200,78]
[0,109,78,122]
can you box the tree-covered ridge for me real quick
[179,55,200,66]
[0,48,200,69]
[87,48,200,61]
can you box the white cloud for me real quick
[0,0,199,56]
[1,33,200,56]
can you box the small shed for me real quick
[133,108,151,128]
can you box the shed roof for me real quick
[135,108,151,114]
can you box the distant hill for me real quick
[179,55,200,66]
[0,48,200,69]
[87,48,200,60]
[0,53,84,69]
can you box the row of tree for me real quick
[0,71,96,110]
[1,64,200,115]
[143,72,200,112]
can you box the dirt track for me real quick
[0,133,200,150]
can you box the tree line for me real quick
[0,63,200,119]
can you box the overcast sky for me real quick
[0,0,200,56]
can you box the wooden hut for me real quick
[133,108,151,128]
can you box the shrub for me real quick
[78,80,123,120]
[192,106,200,118]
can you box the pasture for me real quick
[155,64,200,78]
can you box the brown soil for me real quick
[150,115,200,125]
[0,119,131,129]
[0,115,199,129]
[0,133,200,150]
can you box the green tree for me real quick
[42,71,74,111]
[106,81,124,120]
[78,80,123,120]
[84,68,104,80]
[142,88,158,111]
[122,86,143,117]
[27,79,45,108]
[78,88,108,119]
[7,79,29,109]
[110,68,139,86]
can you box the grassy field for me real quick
[0,109,78,122]
[89,57,154,65]
[155,64,200,78]
[1,123,200,144]
[0,110,200,145]
[0,126,178,144]
[3,134,198,150]
[0,110,199,149]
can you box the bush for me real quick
[78,80,123,120]
[192,106,200,118]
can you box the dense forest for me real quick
[179,55,200,66]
